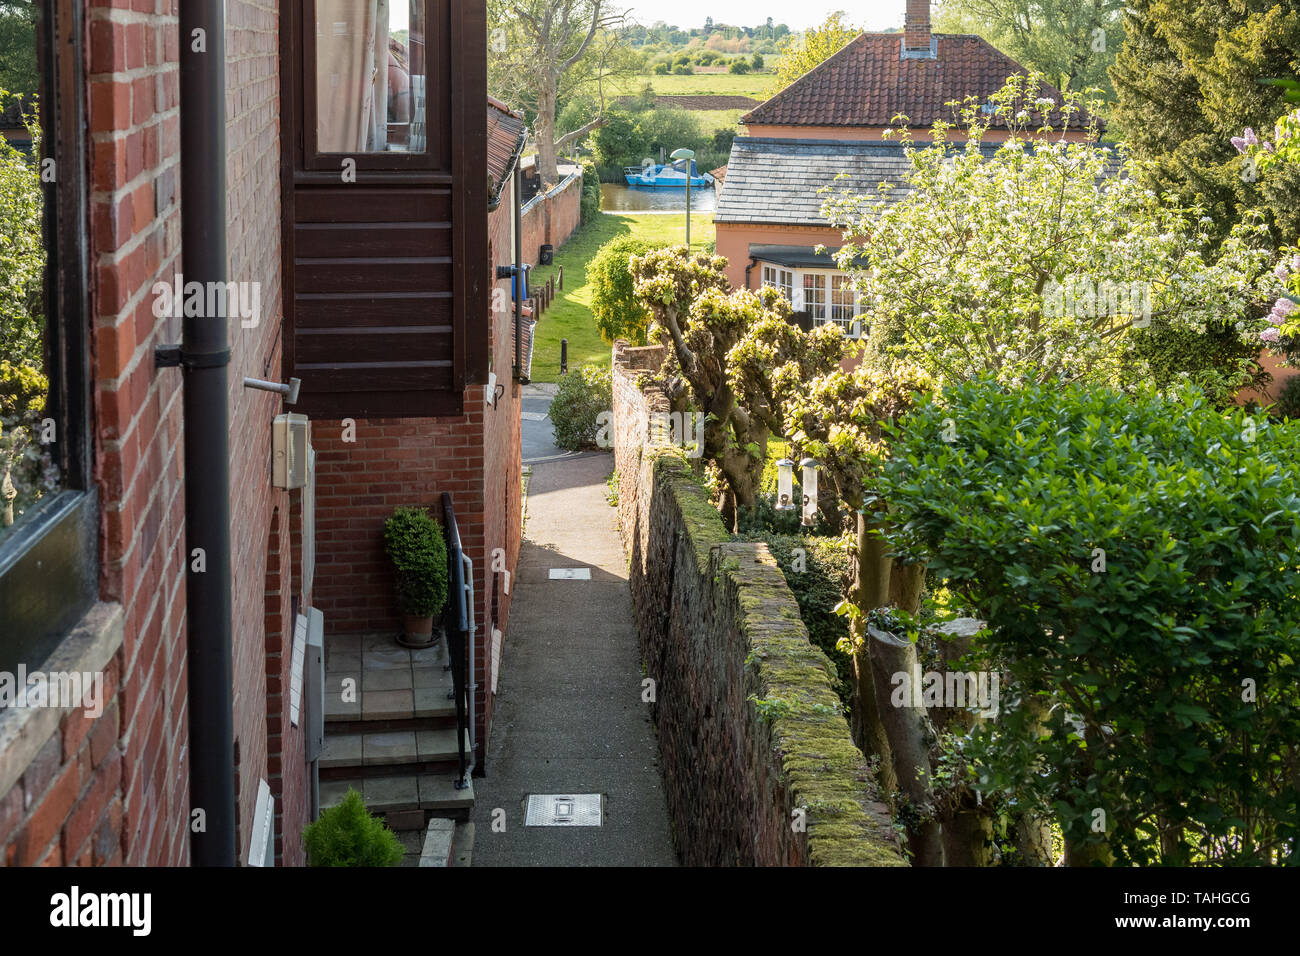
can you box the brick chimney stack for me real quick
[905,0,931,51]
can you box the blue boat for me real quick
[623,158,711,188]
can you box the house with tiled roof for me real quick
[714,0,1095,334]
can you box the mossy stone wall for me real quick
[611,345,905,867]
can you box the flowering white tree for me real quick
[821,75,1278,399]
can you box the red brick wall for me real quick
[481,193,525,742]
[519,169,583,268]
[0,658,125,866]
[1,0,306,868]
[86,0,189,868]
[264,506,306,866]
[222,0,299,868]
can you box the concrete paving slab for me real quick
[472,451,676,867]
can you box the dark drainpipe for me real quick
[178,0,235,867]
[514,166,524,378]
[744,255,758,290]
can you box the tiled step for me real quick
[320,772,475,815]
[320,728,471,769]
[324,632,460,723]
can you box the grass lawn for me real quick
[690,108,748,134]
[612,72,777,99]
[526,211,715,383]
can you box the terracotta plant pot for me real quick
[398,614,440,649]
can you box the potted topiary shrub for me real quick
[383,505,449,648]
[302,788,404,867]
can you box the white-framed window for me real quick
[762,264,793,302]
[802,273,826,322]
[757,263,866,338]
[830,274,860,332]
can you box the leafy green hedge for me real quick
[550,364,612,450]
[736,532,853,716]
[878,377,1300,865]
[589,236,657,344]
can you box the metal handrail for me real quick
[441,492,470,788]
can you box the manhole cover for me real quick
[525,793,603,827]
[548,568,591,580]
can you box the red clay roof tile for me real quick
[742,33,1090,130]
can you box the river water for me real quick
[600,182,718,213]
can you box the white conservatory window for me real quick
[762,265,794,301]
[802,273,826,322]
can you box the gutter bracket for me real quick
[155,344,183,368]
[155,344,232,370]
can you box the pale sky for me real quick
[621,0,909,33]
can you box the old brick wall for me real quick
[519,168,583,268]
[84,0,190,868]
[611,346,905,867]
[222,0,299,868]
[481,191,524,732]
[1,0,305,868]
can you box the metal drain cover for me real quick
[548,568,591,580]
[525,793,603,827]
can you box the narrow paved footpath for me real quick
[470,450,677,866]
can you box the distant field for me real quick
[690,108,748,135]
[614,71,777,99]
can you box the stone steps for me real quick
[321,771,475,816]
[322,632,476,829]
[320,728,471,770]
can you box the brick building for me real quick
[1,1,526,866]
[715,0,1095,321]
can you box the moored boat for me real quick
[623,158,711,187]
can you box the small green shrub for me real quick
[382,506,449,617]
[671,64,693,75]
[550,364,612,450]
[589,236,657,344]
[303,789,404,867]
[751,53,765,69]
[651,61,670,75]
[728,59,751,74]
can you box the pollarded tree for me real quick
[628,247,780,527]
[822,74,1278,405]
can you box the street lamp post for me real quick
[670,147,695,247]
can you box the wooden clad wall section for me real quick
[281,0,488,421]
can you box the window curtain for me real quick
[315,1,389,152]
